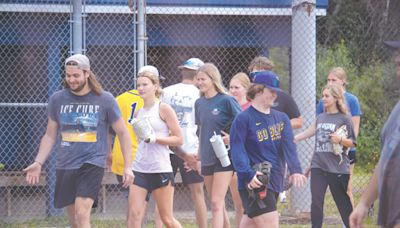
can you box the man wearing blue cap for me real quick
[350,41,400,228]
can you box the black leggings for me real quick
[310,168,353,228]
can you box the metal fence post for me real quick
[71,0,84,54]
[290,0,317,214]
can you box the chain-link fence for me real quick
[1,0,399,227]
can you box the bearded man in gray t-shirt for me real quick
[23,54,133,228]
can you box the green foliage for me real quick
[316,40,357,99]
[318,0,400,68]
[317,42,400,170]
[270,47,290,91]
[351,63,386,168]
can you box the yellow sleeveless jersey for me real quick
[111,89,144,175]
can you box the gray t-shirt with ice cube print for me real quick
[311,112,356,174]
[48,89,121,169]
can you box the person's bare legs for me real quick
[154,205,164,228]
[204,171,233,228]
[65,197,94,228]
[66,204,78,228]
[127,185,149,228]
[223,206,231,228]
[189,182,208,228]
[239,215,257,228]
[229,173,243,228]
[152,183,182,228]
[251,211,279,228]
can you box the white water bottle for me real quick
[210,131,231,167]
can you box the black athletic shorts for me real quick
[239,188,278,218]
[116,175,151,202]
[201,162,234,176]
[133,171,175,192]
[54,163,104,208]
[170,154,203,185]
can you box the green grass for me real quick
[1,171,379,227]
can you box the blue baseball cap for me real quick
[251,71,280,91]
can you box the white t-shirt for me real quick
[162,83,199,154]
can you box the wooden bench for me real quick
[0,171,46,216]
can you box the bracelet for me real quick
[34,160,43,166]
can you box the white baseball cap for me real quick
[65,54,90,71]
[178,58,204,70]
[138,65,166,80]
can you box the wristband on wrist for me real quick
[35,160,43,166]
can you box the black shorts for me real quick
[116,175,151,202]
[348,149,356,164]
[201,162,234,176]
[170,154,203,185]
[54,163,104,208]
[239,188,278,218]
[133,171,175,192]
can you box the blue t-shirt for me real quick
[48,89,121,169]
[230,106,302,192]
[195,93,241,166]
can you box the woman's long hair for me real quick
[322,84,348,115]
[197,63,227,97]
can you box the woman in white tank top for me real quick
[127,67,183,228]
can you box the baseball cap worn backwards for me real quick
[138,65,166,80]
[252,70,280,91]
[178,58,204,70]
[65,54,90,71]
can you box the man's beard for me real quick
[70,80,87,93]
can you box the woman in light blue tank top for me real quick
[128,67,183,228]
